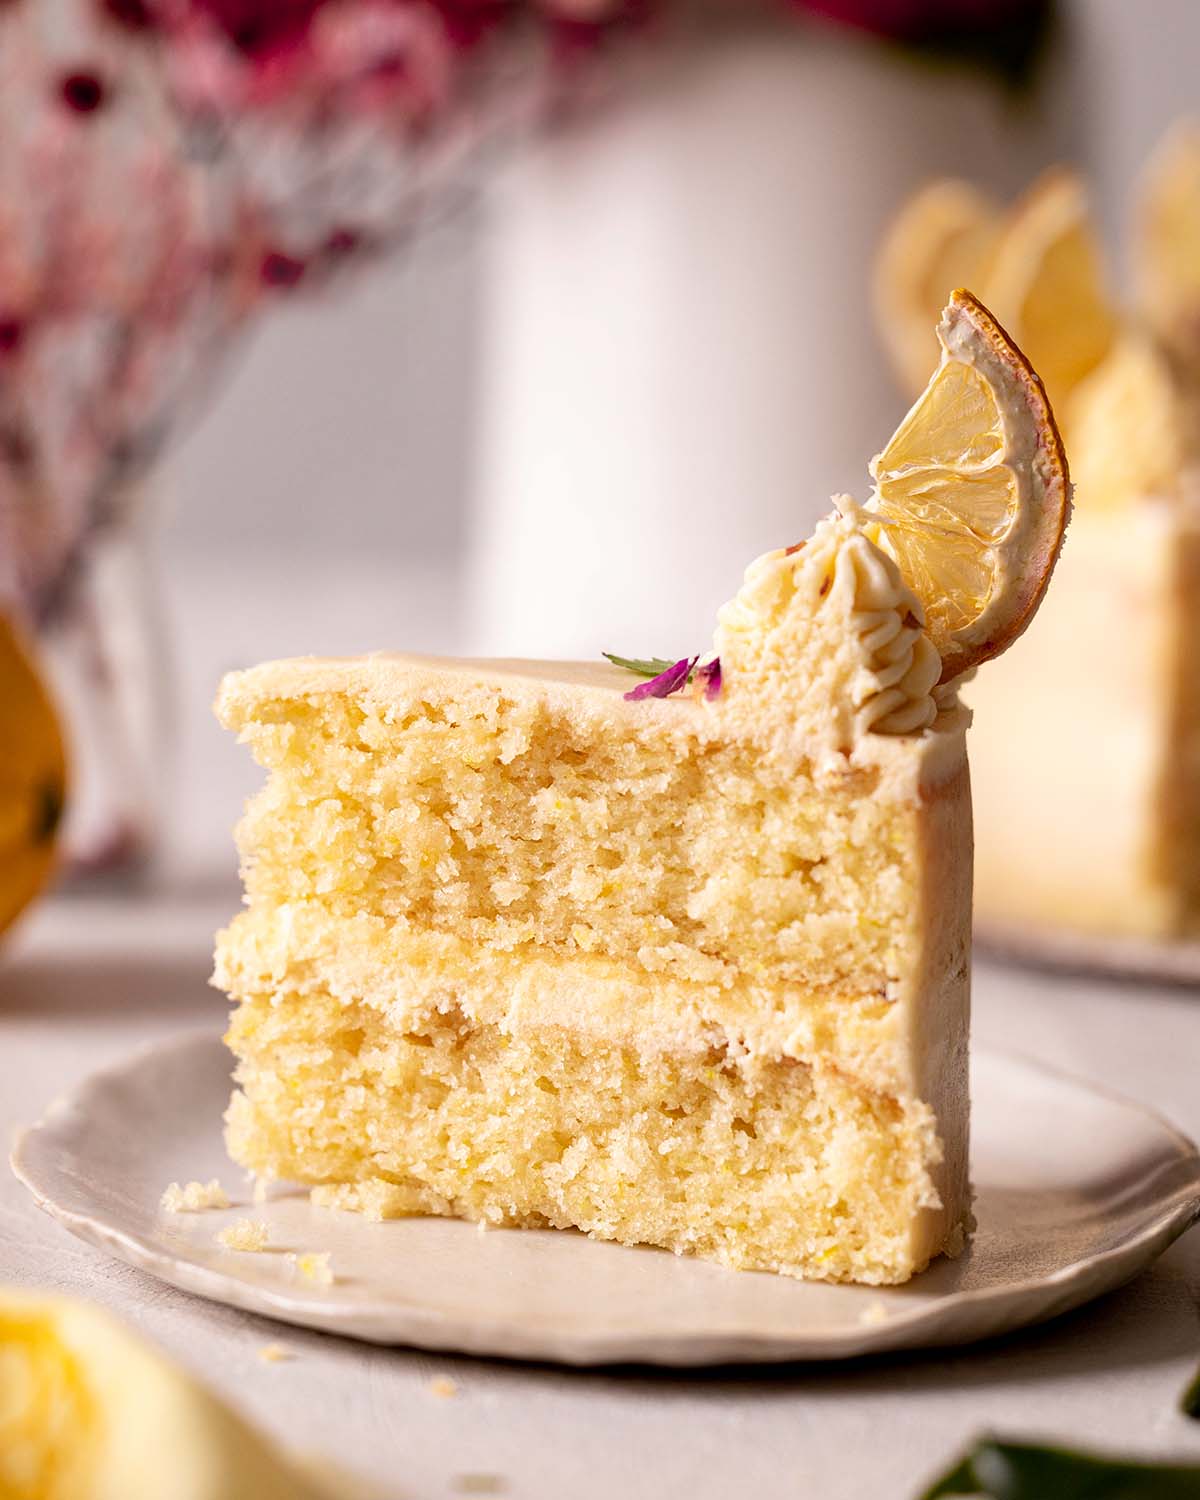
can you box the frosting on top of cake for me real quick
[714,503,944,752]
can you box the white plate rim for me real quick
[11,1030,1200,1367]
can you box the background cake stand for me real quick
[977,920,1200,986]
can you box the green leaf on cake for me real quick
[917,1436,1200,1499]
[602,653,679,679]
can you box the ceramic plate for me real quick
[12,1032,1200,1367]
[976,919,1200,985]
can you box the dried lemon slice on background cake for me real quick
[874,180,1002,398]
[877,152,1200,520]
[981,170,1119,412]
[1136,119,1200,368]
[865,289,1071,685]
[877,169,1119,416]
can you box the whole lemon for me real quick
[0,616,66,940]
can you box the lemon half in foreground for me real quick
[0,616,66,941]
[0,1287,331,1500]
[866,289,1071,685]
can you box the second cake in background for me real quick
[877,127,1200,943]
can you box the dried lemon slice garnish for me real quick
[981,169,1119,411]
[866,289,1071,684]
[874,179,1001,398]
[1136,119,1200,369]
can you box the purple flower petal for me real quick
[624,656,696,701]
[695,657,722,701]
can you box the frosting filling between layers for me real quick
[218,896,946,1101]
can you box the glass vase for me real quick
[34,490,173,888]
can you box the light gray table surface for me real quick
[3,887,1199,1500]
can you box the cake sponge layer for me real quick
[226,989,950,1285]
[225,661,939,995]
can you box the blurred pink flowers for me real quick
[0,0,640,620]
[181,0,327,55]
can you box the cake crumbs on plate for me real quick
[429,1375,459,1399]
[160,1178,230,1212]
[217,1218,269,1252]
[285,1250,335,1285]
[454,1476,506,1495]
[858,1300,889,1326]
[258,1343,293,1363]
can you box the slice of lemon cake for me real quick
[215,292,1068,1285]
[878,134,1200,941]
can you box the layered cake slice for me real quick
[878,132,1200,941]
[215,292,1068,1284]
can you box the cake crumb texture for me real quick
[160,1179,230,1213]
[217,1219,269,1252]
[285,1251,334,1286]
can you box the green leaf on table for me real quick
[602,653,679,679]
[1184,1361,1200,1421]
[917,1436,1200,1499]
[921,1452,980,1498]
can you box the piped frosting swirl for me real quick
[714,505,943,752]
